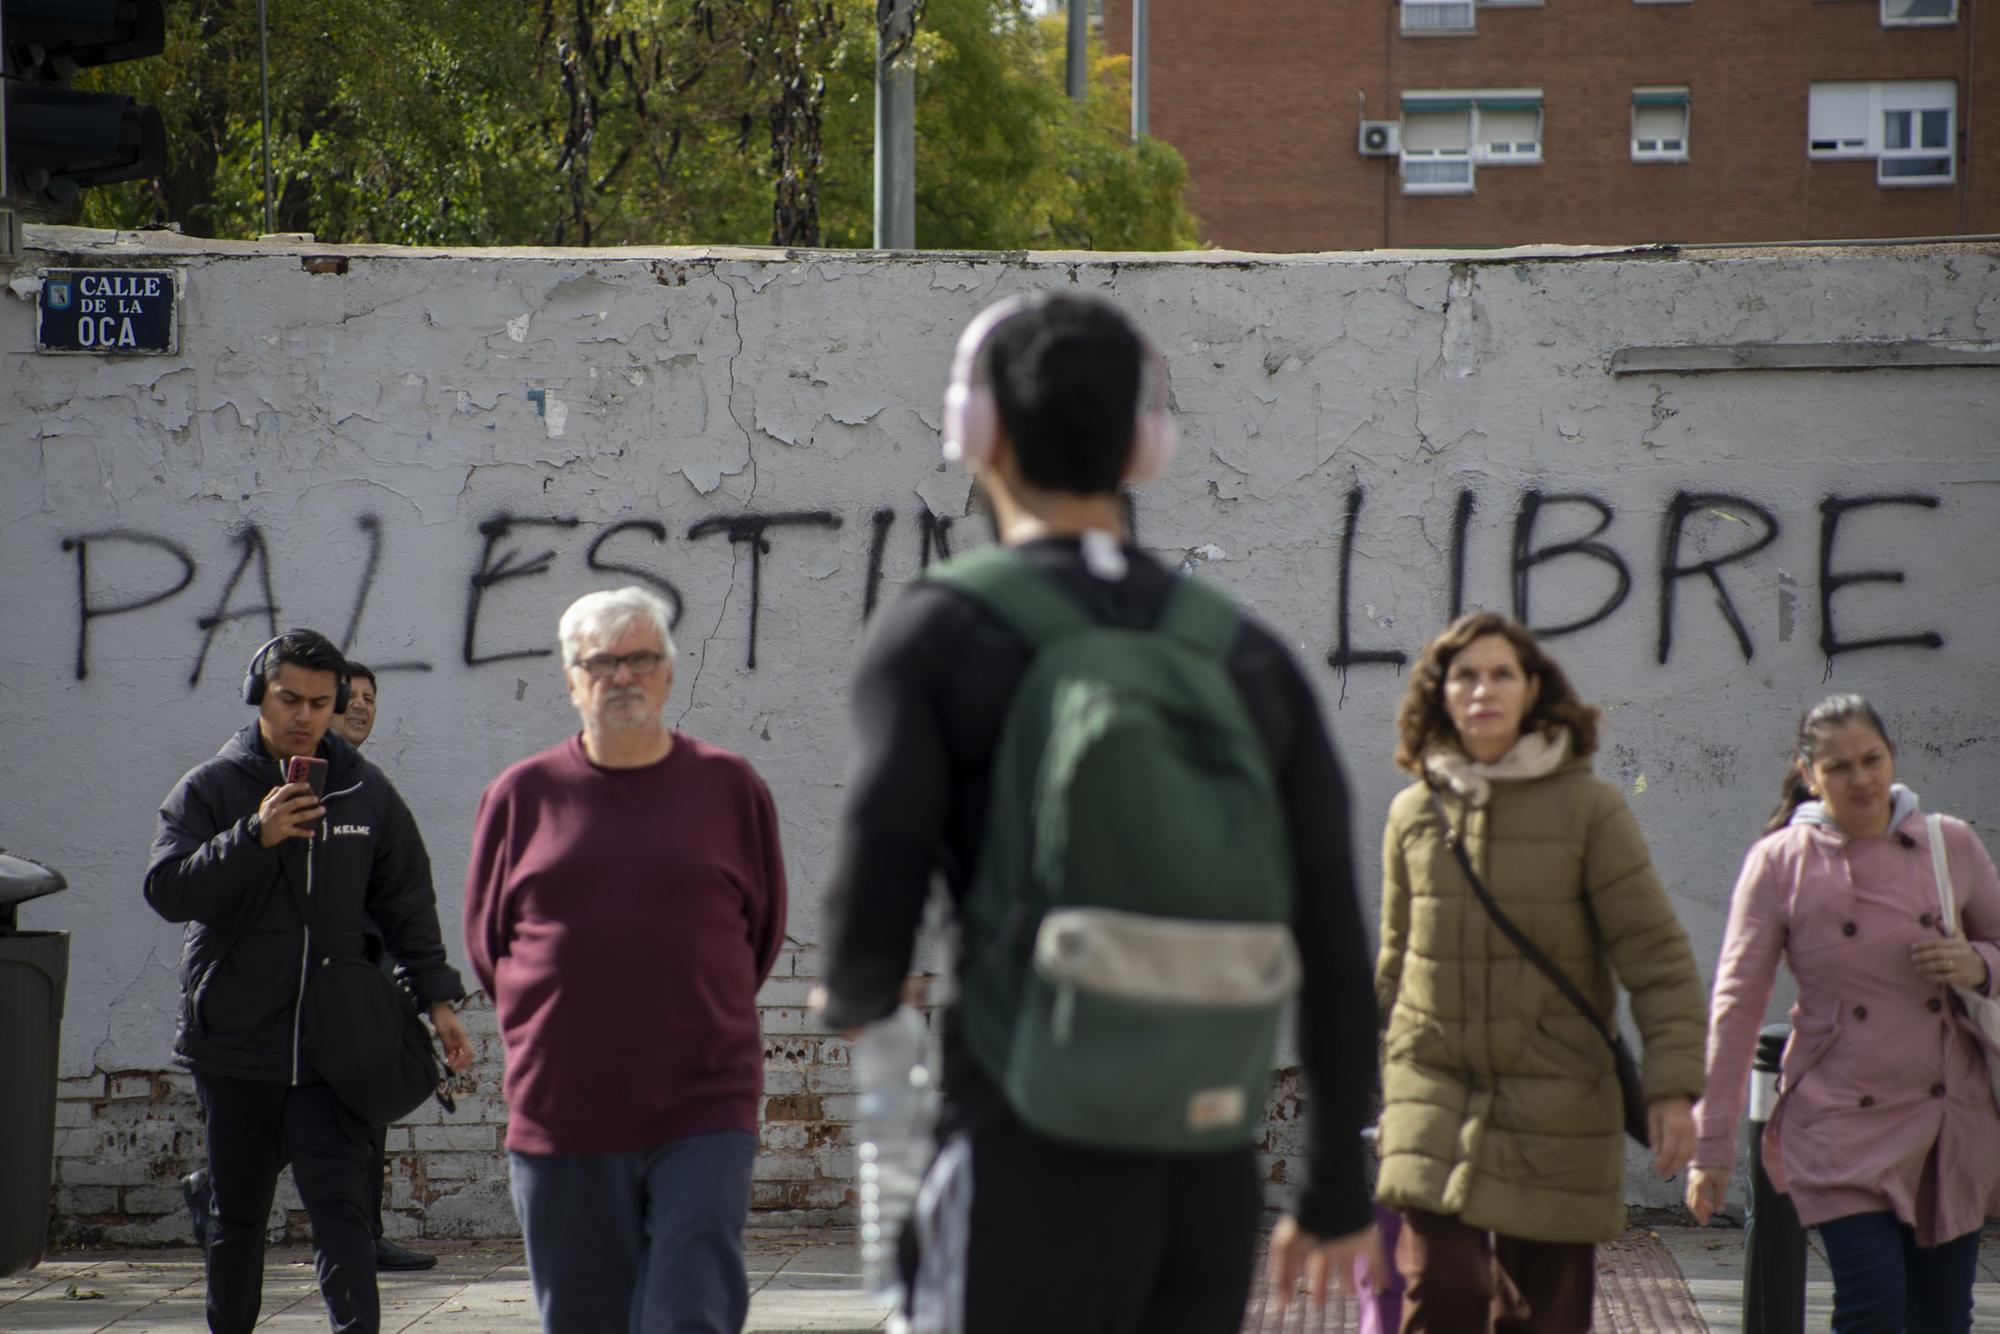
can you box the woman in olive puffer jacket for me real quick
[1373,612,1709,1332]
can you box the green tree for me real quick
[78,0,556,243]
[78,0,1197,251]
[814,2,1197,249]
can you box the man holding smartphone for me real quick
[146,629,474,1334]
[182,660,438,1274]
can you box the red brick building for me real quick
[1102,0,1999,249]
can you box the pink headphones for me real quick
[940,294,1179,486]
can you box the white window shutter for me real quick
[1808,85,1872,147]
[1633,105,1686,144]
[1402,110,1472,152]
[1480,108,1541,151]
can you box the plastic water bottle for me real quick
[852,1005,936,1301]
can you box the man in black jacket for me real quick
[182,659,440,1273]
[147,629,473,1334]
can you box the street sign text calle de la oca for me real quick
[36,268,179,354]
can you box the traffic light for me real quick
[2,0,167,214]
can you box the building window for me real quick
[1881,107,1953,180]
[1399,91,1543,192]
[1401,108,1475,192]
[1401,0,1477,35]
[1808,81,1956,186]
[1632,88,1690,161]
[1882,0,1956,26]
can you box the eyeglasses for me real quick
[572,650,666,679]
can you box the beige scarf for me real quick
[1423,729,1571,808]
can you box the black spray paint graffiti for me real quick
[57,531,195,681]
[62,508,880,682]
[862,510,959,622]
[464,516,584,666]
[342,513,433,674]
[1329,485,1948,675]
[1817,495,1944,659]
[686,512,843,669]
[57,485,1951,689]
[1657,491,1780,665]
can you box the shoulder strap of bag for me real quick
[924,545,1090,650]
[1153,576,1240,660]
[1927,813,1959,937]
[1428,790,1622,1055]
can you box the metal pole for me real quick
[258,0,273,234]
[1066,0,1087,101]
[873,0,915,249]
[1742,1024,1807,1334]
[1131,0,1148,140]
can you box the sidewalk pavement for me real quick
[4,1224,1999,1332]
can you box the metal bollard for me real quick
[1742,1023,1806,1334]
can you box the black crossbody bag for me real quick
[1427,791,1651,1148]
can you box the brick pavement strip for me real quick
[7,1226,2000,1332]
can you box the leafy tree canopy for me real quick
[76,0,1199,250]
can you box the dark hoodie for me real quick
[145,723,464,1085]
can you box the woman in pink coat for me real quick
[1687,693,2000,1332]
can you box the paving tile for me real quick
[7,1224,1996,1333]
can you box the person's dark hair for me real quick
[981,293,1145,495]
[1394,611,1600,774]
[346,662,377,691]
[265,628,348,684]
[1762,693,1892,835]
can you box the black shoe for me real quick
[374,1236,437,1272]
[182,1171,212,1251]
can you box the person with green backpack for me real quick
[816,292,1382,1332]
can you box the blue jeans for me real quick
[1817,1211,1981,1334]
[509,1130,757,1334]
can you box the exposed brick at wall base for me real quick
[1257,1068,1312,1212]
[49,1000,512,1247]
[47,954,891,1241]
[47,959,1324,1243]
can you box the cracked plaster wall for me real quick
[3,229,1998,1226]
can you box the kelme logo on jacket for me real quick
[331,824,372,837]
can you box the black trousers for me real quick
[906,1113,1264,1334]
[366,1124,388,1240]
[195,1074,378,1334]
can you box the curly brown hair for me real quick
[1393,611,1601,774]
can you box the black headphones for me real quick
[244,635,350,714]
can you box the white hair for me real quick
[558,587,677,666]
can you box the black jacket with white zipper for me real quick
[145,723,465,1085]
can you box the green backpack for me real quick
[926,545,1301,1154]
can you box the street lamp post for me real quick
[873,0,916,249]
[1131,0,1148,140]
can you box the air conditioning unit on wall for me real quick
[1358,121,1401,156]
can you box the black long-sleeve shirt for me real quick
[821,536,1379,1238]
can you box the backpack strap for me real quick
[1155,576,1241,660]
[924,545,1092,649]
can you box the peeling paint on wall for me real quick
[3,231,1997,1232]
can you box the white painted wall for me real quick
[4,229,1997,1213]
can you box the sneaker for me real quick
[181,1170,212,1251]
[374,1236,438,1272]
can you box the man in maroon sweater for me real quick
[463,586,787,1334]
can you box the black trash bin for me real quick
[0,850,70,1279]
